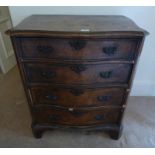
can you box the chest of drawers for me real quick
[6,15,148,140]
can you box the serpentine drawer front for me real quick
[19,37,138,60]
[25,63,132,85]
[7,15,148,140]
[33,107,121,126]
[30,86,126,107]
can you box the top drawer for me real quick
[19,37,139,60]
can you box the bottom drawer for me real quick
[33,107,121,126]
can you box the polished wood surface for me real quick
[25,63,132,85]
[7,15,147,140]
[30,86,125,107]
[33,107,121,126]
[19,37,138,60]
[7,15,148,36]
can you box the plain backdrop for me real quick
[8,6,155,96]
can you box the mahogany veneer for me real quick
[6,15,148,139]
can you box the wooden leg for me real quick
[32,128,43,138]
[108,125,123,140]
[31,122,44,139]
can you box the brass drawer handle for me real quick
[70,64,87,74]
[69,40,86,50]
[102,46,117,56]
[37,45,54,54]
[100,71,112,79]
[97,95,111,102]
[95,115,105,121]
[45,94,59,100]
[41,71,56,78]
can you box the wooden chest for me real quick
[6,15,148,139]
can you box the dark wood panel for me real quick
[6,15,147,139]
[33,107,121,126]
[30,86,125,107]
[6,15,148,36]
[20,37,138,61]
[25,63,132,85]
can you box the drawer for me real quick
[25,63,132,85]
[33,107,121,126]
[30,86,125,107]
[19,37,138,60]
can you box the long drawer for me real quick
[33,107,121,126]
[24,63,132,85]
[30,86,125,107]
[19,37,138,60]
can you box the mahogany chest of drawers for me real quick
[7,15,148,139]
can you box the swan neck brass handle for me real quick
[69,40,86,50]
[102,46,117,56]
[70,64,87,74]
[100,71,112,79]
